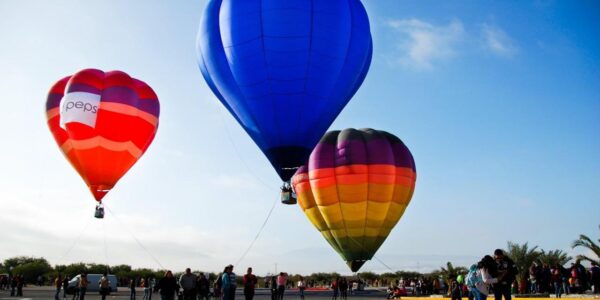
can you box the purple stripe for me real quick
[295,165,309,176]
[392,143,416,171]
[46,93,63,111]
[101,86,159,117]
[137,99,160,117]
[309,129,416,170]
[67,83,102,95]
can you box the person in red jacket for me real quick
[243,268,257,300]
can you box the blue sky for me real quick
[0,0,598,275]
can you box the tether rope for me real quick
[102,218,109,273]
[215,103,277,192]
[235,194,279,266]
[105,206,165,270]
[55,217,93,265]
[213,99,283,267]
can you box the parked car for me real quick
[66,274,118,294]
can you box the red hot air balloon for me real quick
[45,69,160,215]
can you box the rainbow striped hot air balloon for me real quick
[292,128,416,271]
[46,69,159,205]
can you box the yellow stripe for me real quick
[60,136,142,158]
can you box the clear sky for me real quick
[0,0,598,275]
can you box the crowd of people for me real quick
[384,250,600,300]
[0,275,24,296]
[153,265,251,300]
[2,256,599,300]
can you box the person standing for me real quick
[79,273,89,300]
[150,277,156,300]
[180,268,198,300]
[16,275,24,297]
[140,278,146,299]
[222,265,237,300]
[433,278,441,294]
[99,273,111,300]
[54,274,63,300]
[493,249,517,300]
[277,272,288,300]
[214,269,225,300]
[141,277,151,300]
[297,276,306,300]
[140,277,151,300]
[450,276,462,300]
[339,278,348,300]
[591,262,600,294]
[243,268,257,300]
[71,275,80,300]
[331,277,339,300]
[10,276,16,296]
[574,260,588,292]
[157,271,178,300]
[551,265,562,298]
[270,276,278,300]
[197,273,211,300]
[130,277,138,300]
[62,276,70,300]
[470,256,504,300]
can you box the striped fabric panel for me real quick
[45,69,160,201]
[292,128,416,265]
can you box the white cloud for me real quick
[387,18,465,70]
[481,24,518,57]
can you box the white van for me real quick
[67,274,118,293]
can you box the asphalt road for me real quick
[0,287,387,300]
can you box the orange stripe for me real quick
[46,107,60,120]
[100,102,159,127]
[294,182,312,195]
[369,164,397,174]
[60,136,142,158]
[305,166,415,188]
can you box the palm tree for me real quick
[537,249,572,267]
[439,262,467,294]
[571,226,600,265]
[505,241,540,293]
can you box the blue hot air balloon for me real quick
[196,0,372,183]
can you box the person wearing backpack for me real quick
[493,249,518,300]
[467,256,505,300]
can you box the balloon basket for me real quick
[94,203,105,219]
[280,182,297,205]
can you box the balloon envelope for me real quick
[292,128,416,271]
[46,69,160,201]
[197,0,373,181]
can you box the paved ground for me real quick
[2,287,598,300]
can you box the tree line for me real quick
[1,229,597,288]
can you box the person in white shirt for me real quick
[297,277,306,300]
[472,255,505,300]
